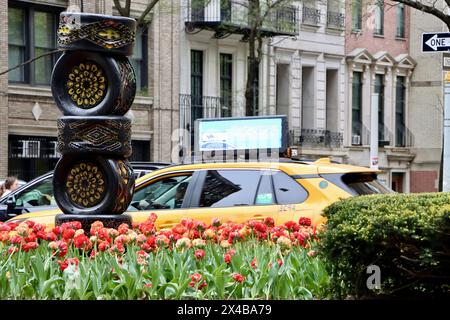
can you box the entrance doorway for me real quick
[391,172,405,193]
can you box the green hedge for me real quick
[318,192,450,299]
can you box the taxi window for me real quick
[130,174,192,210]
[199,170,260,208]
[272,171,308,205]
[15,176,55,207]
[255,172,275,205]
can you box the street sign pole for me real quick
[370,94,379,170]
[443,71,450,191]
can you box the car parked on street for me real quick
[0,162,173,222]
[5,158,392,228]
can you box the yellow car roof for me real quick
[135,158,378,184]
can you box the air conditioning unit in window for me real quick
[351,135,361,145]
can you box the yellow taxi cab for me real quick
[6,158,391,229]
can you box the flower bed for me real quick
[0,215,329,300]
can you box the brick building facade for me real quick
[0,0,173,181]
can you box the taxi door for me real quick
[180,169,283,226]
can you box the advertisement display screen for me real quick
[195,116,287,152]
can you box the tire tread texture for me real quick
[57,116,132,157]
[53,155,135,215]
[57,12,137,56]
[51,51,136,117]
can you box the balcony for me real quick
[326,11,344,30]
[302,6,321,26]
[185,0,299,38]
[289,129,343,149]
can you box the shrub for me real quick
[319,192,450,299]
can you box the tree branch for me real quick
[113,0,128,17]
[0,49,64,76]
[136,0,160,28]
[125,0,131,17]
[391,0,450,28]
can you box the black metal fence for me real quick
[186,0,299,35]
[302,6,321,25]
[289,129,343,148]
[326,11,344,29]
[8,135,60,182]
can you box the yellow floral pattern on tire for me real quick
[66,162,106,207]
[66,62,107,109]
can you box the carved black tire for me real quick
[57,116,132,157]
[57,12,136,56]
[53,155,135,215]
[51,51,136,116]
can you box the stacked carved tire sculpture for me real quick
[52,12,137,228]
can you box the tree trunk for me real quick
[245,35,260,116]
[245,0,262,116]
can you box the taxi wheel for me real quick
[51,51,136,117]
[57,116,132,158]
[53,155,135,215]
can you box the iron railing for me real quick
[289,129,343,148]
[326,11,344,29]
[378,124,392,147]
[179,93,243,153]
[302,6,321,25]
[185,0,299,35]
[396,124,414,147]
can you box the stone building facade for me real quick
[408,3,445,192]
[177,0,347,161]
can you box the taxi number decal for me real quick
[279,204,296,212]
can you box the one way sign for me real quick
[423,33,450,52]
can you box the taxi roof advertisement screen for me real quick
[195,116,288,152]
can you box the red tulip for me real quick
[232,273,245,283]
[194,249,205,260]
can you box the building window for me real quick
[395,76,406,147]
[221,0,231,22]
[352,0,362,31]
[327,0,344,29]
[8,4,61,85]
[191,50,204,123]
[396,3,405,38]
[374,74,385,141]
[352,72,363,144]
[374,0,384,35]
[220,53,232,117]
[130,140,150,161]
[130,28,148,95]
[8,7,26,82]
[191,0,205,21]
